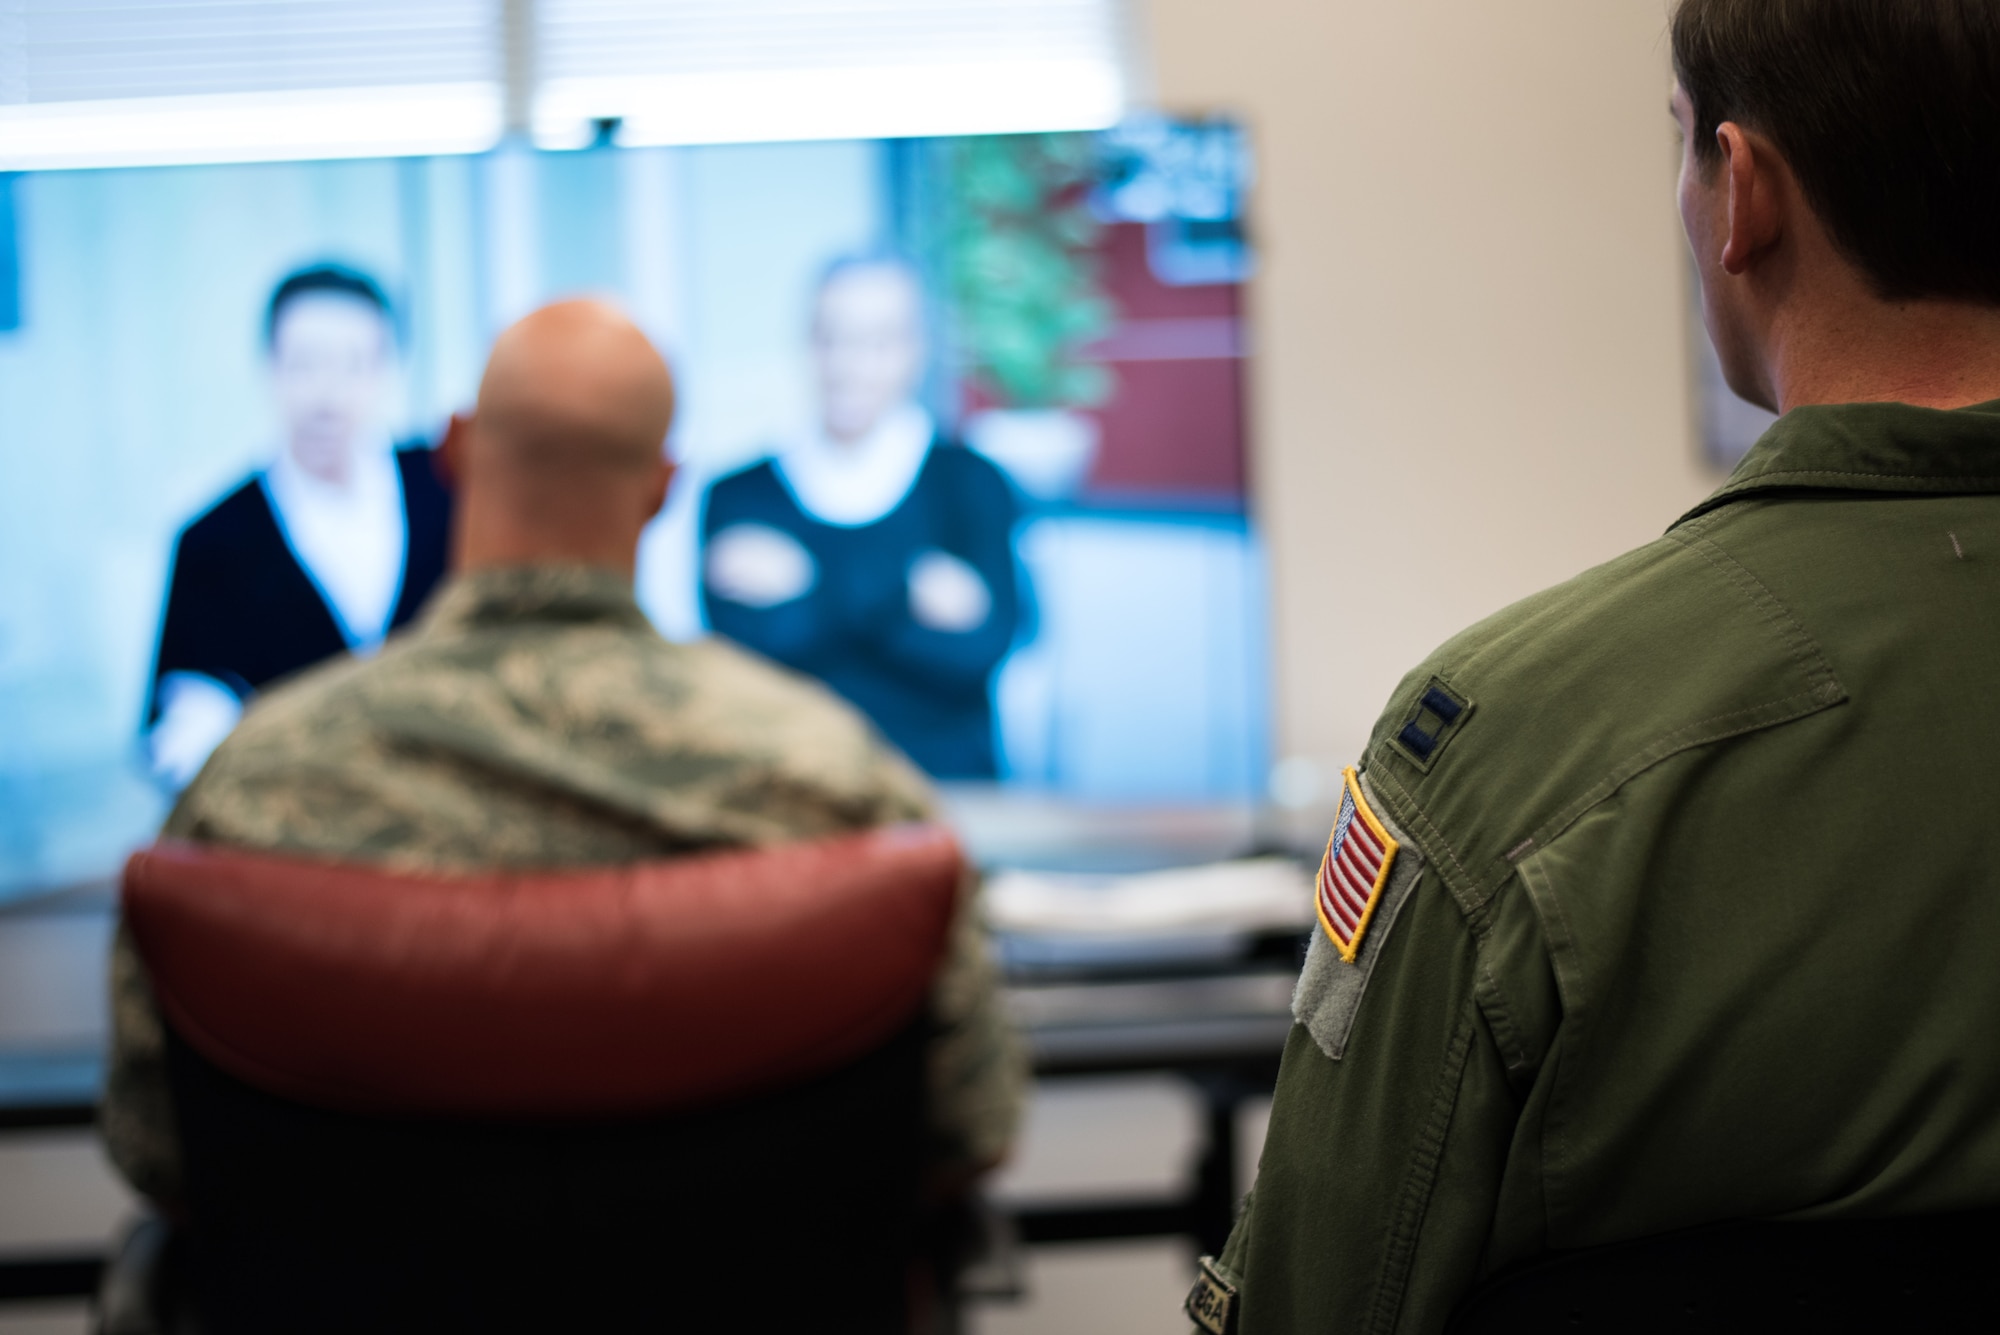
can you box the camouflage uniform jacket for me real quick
[104,563,1026,1205]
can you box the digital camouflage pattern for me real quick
[104,564,1026,1204]
[1207,400,2000,1333]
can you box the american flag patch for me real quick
[1317,768,1401,963]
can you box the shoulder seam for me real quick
[1518,688,1842,868]
[1661,527,1842,696]
[1369,529,1847,915]
[1369,764,1476,892]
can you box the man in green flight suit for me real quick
[1190,2,2000,1331]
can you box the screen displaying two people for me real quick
[0,122,1263,904]
[110,123,1259,812]
[147,253,1024,787]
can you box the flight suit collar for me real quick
[415,564,654,637]
[1674,396,2000,528]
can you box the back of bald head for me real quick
[474,299,675,478]
[447,301,676,577]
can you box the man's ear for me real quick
[1718,122,1785,276]
[642,458,675,522]
[436,413,472,488]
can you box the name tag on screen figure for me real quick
[1317,768,1401,962]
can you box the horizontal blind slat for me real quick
[539,0,1119,81]
[7,0,496,104]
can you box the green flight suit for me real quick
[1202,399,2000,1334]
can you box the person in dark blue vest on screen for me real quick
[700,256,1023,779]
[146,264,452,788]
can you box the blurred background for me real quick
[0,1,1755,1330]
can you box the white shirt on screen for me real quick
[775,401,935,527]
[262,436,408,649]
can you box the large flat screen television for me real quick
[0,119,1264,901]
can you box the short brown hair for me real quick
[1671,0,2000,304]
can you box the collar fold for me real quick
[1675,398,2000,528]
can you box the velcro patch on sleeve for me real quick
[1184,1255,1239,1335]
[1295,770,1424,1061]
[1316,767,1401,963]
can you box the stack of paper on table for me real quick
[982,858,1315,938]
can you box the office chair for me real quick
[1446,1208,2000,1333]
[111,826,964,1335]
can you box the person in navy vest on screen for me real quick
[700,255,1023,779]
[145,264,452,788]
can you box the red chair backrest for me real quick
[122,825,962,1119]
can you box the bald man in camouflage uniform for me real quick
[104,300,1024,1207]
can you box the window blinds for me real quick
[534,0,1129,146]
[0,0,1130,170]
[0,0,502,168]
[2,0,494,103]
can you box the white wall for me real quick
[1142,0,1717,797]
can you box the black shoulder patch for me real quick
[1389,677,1474,771]
[1364,527,1847,916]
